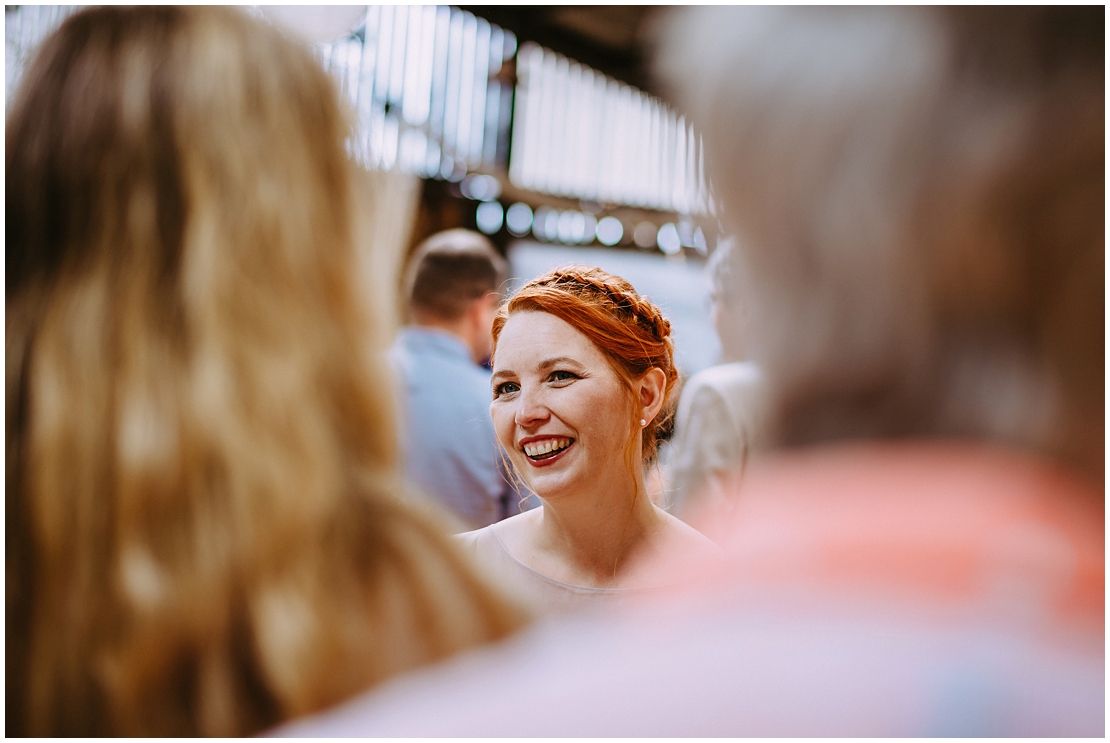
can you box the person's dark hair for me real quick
[404,229,508,321]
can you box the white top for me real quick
[456,522,647,617]
[666,361,765,516]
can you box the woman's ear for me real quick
[637,367,667,425]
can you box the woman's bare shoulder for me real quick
[655,509,723,559]
[479,508,541,552]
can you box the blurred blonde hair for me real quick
[6,7,524,736]
[657,7,1103,479]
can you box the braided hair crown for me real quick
[534,266,673,344]
[492,264,678,462]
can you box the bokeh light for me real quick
[557,211,576,244]
[475,201,504,234]
[571,212,588,244]
[580,213,597,245]
[657,222,682,255]
[633,221,657,249]
[531,206,552,241]
[596,216,624,246]
[505,202,534,237]
[542,209,560,242]
[461,174,502,201]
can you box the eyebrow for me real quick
[538,356,582,370]
[491,356,583,382]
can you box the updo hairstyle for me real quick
[491,265,678,464]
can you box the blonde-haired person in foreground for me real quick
[276,6,1102,736]
[6,6,525,737]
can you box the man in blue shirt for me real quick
[391,229,524,530]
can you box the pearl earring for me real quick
[640,418,647,427]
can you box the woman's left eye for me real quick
[548,370,579,384]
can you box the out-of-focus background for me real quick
[6,4,720,376]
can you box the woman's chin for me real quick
[522,475,577,504]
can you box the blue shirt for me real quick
[390,327,513,530]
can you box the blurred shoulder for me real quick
[455,523,496,551]
[487,509,542,552]
[456,510,540,554]
[656,510,723,560]
[676,362,766,440]
[684,362,762,397]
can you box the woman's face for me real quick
[490,311,635,502]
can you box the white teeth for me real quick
[523,437,571,457]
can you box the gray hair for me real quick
[657,7,1103,476]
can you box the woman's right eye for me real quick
[493,381,519,397]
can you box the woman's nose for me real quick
[514,386,549,427]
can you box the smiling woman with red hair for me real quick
[456,265,718,615]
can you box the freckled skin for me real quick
[490,311,635,503]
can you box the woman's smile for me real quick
[519,435,576,465]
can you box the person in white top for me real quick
[457,265,719,615]
[666,237,766,518]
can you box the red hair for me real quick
[491,265,678,463]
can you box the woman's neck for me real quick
[531,473,665,588]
